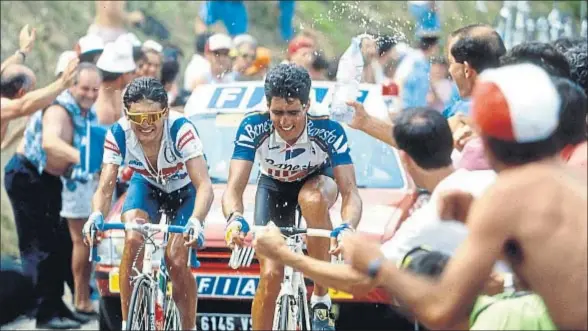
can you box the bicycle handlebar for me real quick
[89,219,198,268]
[252,225,332,238]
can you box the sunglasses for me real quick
[126,108,168,126]
[213,50,230,57]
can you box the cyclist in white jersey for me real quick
[222,64,363,331]
[82,77,214,330]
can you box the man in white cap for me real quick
[188,33,235,91]
[95,38,136,125]
[340,64,587,330]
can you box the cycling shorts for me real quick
[121,173,195,226]
[254,164,334,227]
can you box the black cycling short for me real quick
[254,165,334,227]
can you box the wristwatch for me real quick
[367,256,385,279]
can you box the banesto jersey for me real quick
[231,111,353,182]
[102,111,204,193]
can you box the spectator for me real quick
[1,59,79,145]
[372,35,398,84]
[326,57,339,81]
[442,24,506,118]
[184,32,213,92]
[137,40,163,79]
[499,42,571,79]
[408,1,441,35]
[427,57,453,112]
[76,34,104,64]
[278,0,296,42]
[553,37,583,54]
[190,33,235,90]
[357,34,379,83]
[394,33,440,109]
[161,54,181,107]
[231,34,258,81]
[87,0,144,43]
[198,0,248,37]
[95,38,136,125]
[552,77,587,172]
[56,63,103,318]
[309,51,330,80]
[285,36,314,71]
[55,51,79,78]
[244,46,272,80]
[4,63,102,330]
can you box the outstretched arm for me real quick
[344,187,512,329]
[347,101,397,148]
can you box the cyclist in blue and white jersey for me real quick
[82,77,214,331]
[222,63,363,331]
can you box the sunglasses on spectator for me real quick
[239,52,256,60]
[126,108,168,125]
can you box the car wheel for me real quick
[99,296,122,331]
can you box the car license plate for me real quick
[198,313,251,331]
[109,269,120,293]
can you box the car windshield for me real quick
[191,114,405,189]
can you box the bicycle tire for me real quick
[297,289,309,331]
[163,297,182,330]
[127,276,155,331]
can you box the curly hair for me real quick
[264,63,311,106]
[500,42,571,79]
[552,76,587,147]
[123,77,168,111]
[564,42,588,98]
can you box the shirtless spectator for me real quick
[190,33,235,90]
[231,34,258,81]
[342,63,587,330]
[88,0,144,43]
[184,32,212,92]
[1,58,79,144]
[4,63,103,330]
[95,38,136,125]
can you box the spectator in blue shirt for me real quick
[199,1,248,37]
[399,34,440,109]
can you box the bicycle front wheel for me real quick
[164,298,182,330]
[274,295,295,331]
[127,276,155,331]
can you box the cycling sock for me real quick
[310,293,332,309]
[121,320,126,330]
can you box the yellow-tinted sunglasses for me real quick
[126,108,168,126]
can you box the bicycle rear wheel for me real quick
[163,298,182,330]
[127,276,155,330]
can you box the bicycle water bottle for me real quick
[330,34,370,123]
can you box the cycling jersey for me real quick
[231,111,353,182]
[103,111,204,193]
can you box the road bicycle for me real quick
[229,223,333,331]
[89,216,198,331]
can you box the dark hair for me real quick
[401,249,450,278]
[553,37,583,54]
[377,35,397,57]
[450,24,506,73]
[123,77,168,111]
[565,42,588,97]
[264,63,311,106]
[0,70,33,98]
[393,107,454,169]
[326,57,339,81]
[195,32,213,54]
[311,52,330,72]
[160,57,180,86]
[485,134,560,166]
[79,50,102,64]
[418,36,439,51]
[133,47,145,63]
[500,42,571,79]
[100,70,123,83]
[553,76,588,147]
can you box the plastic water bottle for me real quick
[330,34,370,123]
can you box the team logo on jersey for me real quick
[104,139,120,154]
[177,130,195,150]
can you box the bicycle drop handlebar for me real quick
[89,217,198,268]
[251,225,332,238]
